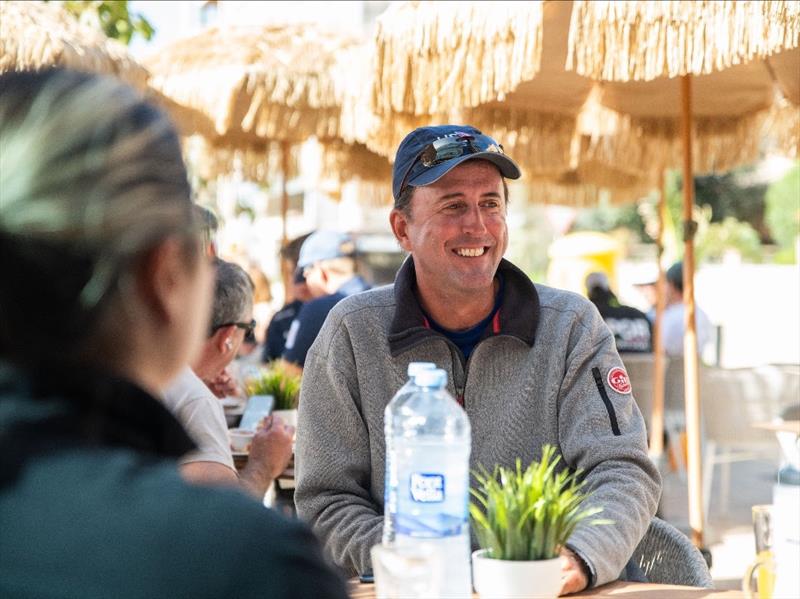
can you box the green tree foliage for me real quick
[570,200,648,241]
[765,163,800,262]
[695,216,763,263]
[48,1,154,45]
[664,172,763,263]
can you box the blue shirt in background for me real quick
[283,276,370,367]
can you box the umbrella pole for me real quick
[649,169,667,457]
[680,75,704,549]
[280,141,290,247]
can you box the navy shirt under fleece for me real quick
[422,273,504,359]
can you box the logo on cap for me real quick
[607,367,631,394]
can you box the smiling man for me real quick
[295,125,661,595]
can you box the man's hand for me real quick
[204,368,240,398]
[239,415,295,497]
[559,547,589,596]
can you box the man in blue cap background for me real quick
[281,230,370,369]
[660,261,713,357]
[261,233,313,363]
[295,125,661,594]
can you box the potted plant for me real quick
[469,445,610,599]
[246,364,301,427]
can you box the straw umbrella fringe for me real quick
[184,135,301,183]
[337,42,448,160]
[763,48,800,158]
[341,31,584,178]
[763,100,800,159]
[463,104,577,177]
[568,0,800,82]
[0,0,148,89]
[579,102,773,175]
[372,1,545,116]
[148,22,394,216]
[145,24,352,142]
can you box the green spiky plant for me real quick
[469,445,611,561]
[245,365,301,411]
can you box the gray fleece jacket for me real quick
[295,258,661,586]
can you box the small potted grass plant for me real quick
[245,364,301,427]
[469,445,610,599]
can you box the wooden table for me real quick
[347,580,745,598]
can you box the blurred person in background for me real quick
[659,262,713,357]
[163,258,293,499]
[0,68,347,599]
[194,204,219,257]
[586,272,652,353]
[261,233,312,363]
[280,230,370,370]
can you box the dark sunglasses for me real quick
[419,132,505,167]
[212,319,256,336]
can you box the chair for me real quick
[631,517,713,588]
[621,353,666,437]
[700,366,787,520]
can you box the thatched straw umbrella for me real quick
[146,23,393,243]
[0,0,148,89]
[340,1,654,209]
[354,1,581,177]
[568,0,800,550]
[366,1,797,175]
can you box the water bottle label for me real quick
[410,473,445,503]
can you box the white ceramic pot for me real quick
[271,408,297,428]
[472,550,561,599]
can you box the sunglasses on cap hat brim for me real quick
[399,132,520,196]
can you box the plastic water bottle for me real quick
[383,368,472,598]
[383,362,436,546]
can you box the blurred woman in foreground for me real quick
[0,69,347,599]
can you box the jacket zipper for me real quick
[591,367,622,436]
[453,343,475,409]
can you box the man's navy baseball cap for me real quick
[297,230,356,270]
[666,261,684,292]
[391,124,521,202]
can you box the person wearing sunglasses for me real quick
[295,125,661,595]
[163,258,293,499]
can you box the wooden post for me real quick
[681,75,704,548]
[649,169,667,457]
[280,141,290,247]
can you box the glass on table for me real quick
[371,543,442,599]
[743,505,775,599]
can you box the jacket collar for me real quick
[0,361,195,462]
[387,257,540,357]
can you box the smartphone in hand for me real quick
[239,394,274,431]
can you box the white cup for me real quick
[228,428,254,453]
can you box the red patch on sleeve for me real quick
[607,367,631,394]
